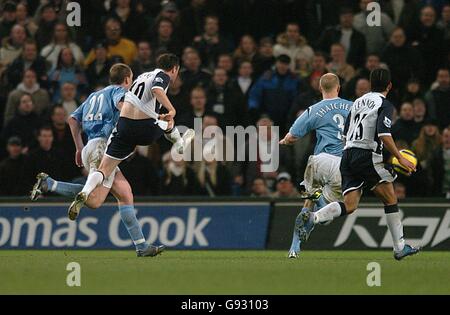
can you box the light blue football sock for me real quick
[314,195,328,211]
[289,207,309,253]
[46,177,83,197]
[119,205,147,251]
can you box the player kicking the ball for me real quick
[280,73,352,258]
[31,64,166,257]
[296,68,420,260]
[68,54,194,237]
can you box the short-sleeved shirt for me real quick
[71,85,126,141]
[343,92,394,154]
[124,69,170,119]
[289,97,353,157]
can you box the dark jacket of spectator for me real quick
[7,55,48,89]
[179,67,212,91]
[2,111,41,149]
[0,153,29,196]
[120,152,160,196]
[25,146,64,183]
[248,69,299,131]
[425,87,450,129]
[392,119,422,145]
[316,25,367,68]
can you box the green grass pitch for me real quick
[1,250,449,294]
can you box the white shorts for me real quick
[81,137,119,189]
[301,153,343,203]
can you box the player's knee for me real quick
[116,186,133,205]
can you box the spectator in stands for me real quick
[84,17,137,66]
[194,159,232,196]
[316,7,366,69]
[0,1,17,40]
[233,34,257,66]
[402,78,425,103]
[48,47,87,102]
[4,69,50,124]
[425,68,450,129]
[168,76,190,123]
[7,39,48,89]
[179,49,212,91]
[2,93,41,150]
[231,60,253,111]
[412,98,427,125]
[271,172,299,198]
[216,53,235,77]
[50,105,79,180]
[178,0,209,45]
[289,75,322,126]
[343,53,380,99]
[353,78,371,100]
[34,3,58,49]
[0,24,27,75]
[353,0,395,54]
[308,52,328,84]
[206,67,246,129]
[437,3,450,40]
[273,22,314,72]
[85,41,113,89]
[40,22,84,68]
[119,149,160,196]
[55,82,79,115]
[178,86,207,129]
[248,54,299,131]
[161,153,201,196]
[409,5,446,86]
[250,177,270,197]
[193,15,231,69]
[130,40,154,78]
[154,2,180,38]
[326,43,355,83]
[392,102,422,145]
[151,17,182,57]
[381,27,423,97]
[252,37,275,79]
[25,126,63,184]
[413,119,442,173]
[0,136,29,196]
[15,2,38,37]
[109,0,146,42]
[430,126,450,197]
[383,0,420,32]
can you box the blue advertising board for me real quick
[0,202,270,249]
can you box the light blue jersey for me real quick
[289,97,352,157]
[71,85,126,141]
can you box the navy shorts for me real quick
[340,148,397,195]
[105,117,164,160]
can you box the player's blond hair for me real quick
[319,73,340,92]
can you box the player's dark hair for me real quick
[156,53,180,71]
[109,63,132,85]
[370,68,391,92]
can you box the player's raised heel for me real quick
[68,192,87,221]
[30,172,49,201]
[394,244,420,261]
[137,245,166,257]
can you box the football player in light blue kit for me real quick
[280,73,352,258]
[31,64,164,257]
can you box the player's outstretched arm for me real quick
[279,133,298,145]
[380,135,416,174]
[152,88,176,121]
[68,116,84,167]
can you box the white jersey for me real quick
[343,92,394,154]
[124,68,170,119]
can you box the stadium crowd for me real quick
[0,0,449,199]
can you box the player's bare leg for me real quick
[68,155,122,220]
[373,182,420,260]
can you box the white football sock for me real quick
[164,127,182,144]
[386,212,405,252]
[81,171,104,197]
[313,202,343,224]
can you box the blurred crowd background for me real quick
[0,0,449,199]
